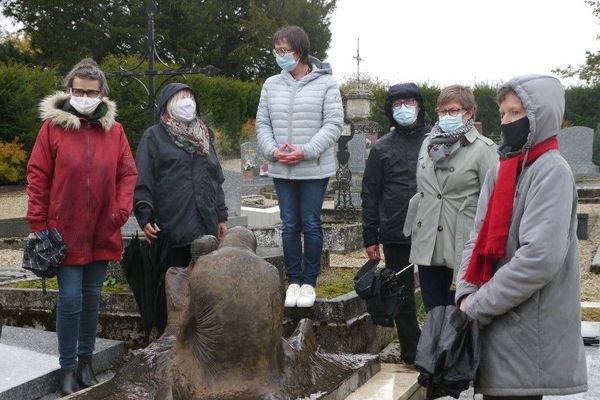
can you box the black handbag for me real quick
[353,259,411,327]
[22,228,67,292]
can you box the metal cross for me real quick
[353,38,363,86]
[105,0,219,125]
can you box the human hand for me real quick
[28,232,37,239]
[365,244,381,260]
[217,222,227,241]
[459,296,468,313]
[278,144,304,165]
[273,145,289,163]
[143,222,160,243]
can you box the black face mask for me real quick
[501,116,530,151]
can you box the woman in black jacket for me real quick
[134,82,228,269]
[361,82,430,365]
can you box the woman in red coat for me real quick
[26,58,138,395]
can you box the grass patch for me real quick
[315,267,359,298]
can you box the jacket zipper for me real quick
[86,124,91,239]
[287,82,298,146]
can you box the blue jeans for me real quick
[56,261,107,370]
[273,178,329,287]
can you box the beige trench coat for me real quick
[404,127,498,279]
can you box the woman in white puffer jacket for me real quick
[256,25,343,308]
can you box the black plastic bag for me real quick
[353,259,409,327]
[415,305,480,400]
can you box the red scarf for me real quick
[463,136,559,286]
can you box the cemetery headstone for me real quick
[558,126,599,177]
[240,141,269,178]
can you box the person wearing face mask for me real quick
[26,58,138,395]
[454,76,588,399]
[360,83,431,365]
[403,85,498,313]
[256,25,343,308]
[133,83,228,329]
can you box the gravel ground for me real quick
[1,184,599,300]
[0,190,27,219]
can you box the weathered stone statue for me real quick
[69,227,374,399]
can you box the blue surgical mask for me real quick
[276,52,298,72]
[393,105,417,126]
[438,114,464,133]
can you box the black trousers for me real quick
[382,244,421,363]
[418,264,455,313]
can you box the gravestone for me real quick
[558,126,599,177]
[347,127,366,175]
[240,141,269,178]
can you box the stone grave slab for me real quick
[558,126,599,177]
[0,326,123,400]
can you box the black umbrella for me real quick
[353,260,411,327]
[121,231,171,343]
[415,305,481,400]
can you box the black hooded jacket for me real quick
[133,83,227,247]
[361,83,430,247]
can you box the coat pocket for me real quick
[453,195,478,269]
[403,192,421,237]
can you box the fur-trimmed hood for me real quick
[39,91,117,131]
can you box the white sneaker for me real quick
[296,284,316,308]
[285,284,301,307]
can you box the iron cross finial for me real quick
[353,38,363,86]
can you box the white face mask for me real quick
[172,98,197,122]
[69,94,102,116]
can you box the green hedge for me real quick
[0,63,57,150]
[3,60,600,161]
[0,58,262,157]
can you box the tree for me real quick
[0,0,337,79]
[554,1,600,84]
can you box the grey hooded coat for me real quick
[455,75,588,396]
[256,57,344,179]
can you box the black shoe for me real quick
[76,355,99,388]
[60,368,81,395]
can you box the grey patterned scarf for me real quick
[427,119,474,169]
[160,113,210,155]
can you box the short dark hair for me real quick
[63,58,109,96]
[497,86,518,105]
[273,25,310,65]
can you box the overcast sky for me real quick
[325,0,599,87]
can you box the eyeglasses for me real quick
[71,88,101,98]
[392,98,418,107]
[272,48,294,57]
[436,107,464,117]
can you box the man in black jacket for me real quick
[361,82,430,364]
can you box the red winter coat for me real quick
[27,92,138,266]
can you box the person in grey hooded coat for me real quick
[456,74,587,399]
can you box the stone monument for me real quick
[70,227,377,400]
[558,126,599,177]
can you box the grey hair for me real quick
[165,89,194,117]
[62,58,109,96]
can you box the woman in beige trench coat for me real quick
[404,85,498,311]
